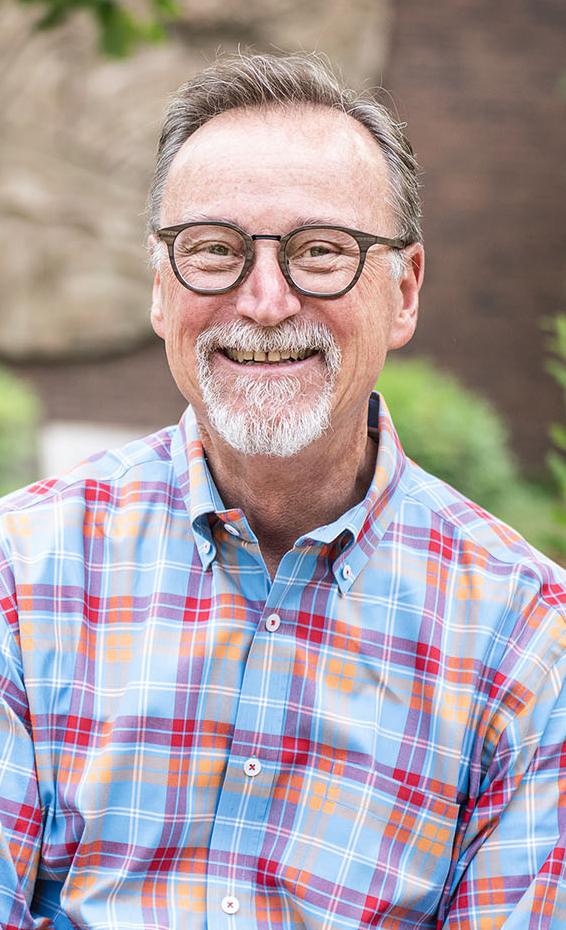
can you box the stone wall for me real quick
[0,0,392,359]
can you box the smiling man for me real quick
[149,100,422,576]
[0,53,565,930]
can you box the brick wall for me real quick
[384,0,566,473]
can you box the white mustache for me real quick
[196,319,342,374]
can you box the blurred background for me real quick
[1,0,565,561]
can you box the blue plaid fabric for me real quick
[0,393,564,929]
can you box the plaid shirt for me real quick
[0,393,564,930]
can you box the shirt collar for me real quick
[170,392,408,586]
[170,408,233,570]
[293,392,408,592]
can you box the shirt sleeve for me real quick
[440,638,566,930]
[0,543,46,929]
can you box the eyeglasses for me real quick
[156,221,408,299]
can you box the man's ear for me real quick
[387,243,425,351]
[148,236,165,339]
[150,271,166,339]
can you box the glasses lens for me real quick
[285,227,361,294]
[173,224,246,291]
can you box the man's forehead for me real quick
[168,104,389,180]
[161,105,392,230]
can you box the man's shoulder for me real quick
[0,423,177,522]
[401,457,566,602]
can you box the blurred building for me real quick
[1,0,565,476]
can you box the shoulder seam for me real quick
[402,488,566,617]
[0,450,173,517]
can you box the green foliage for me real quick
[542,314,566,549]
[377,358,565,562]
[544,315,566,496]
[19,0,181,57]
[0,368,41,498]
[377,358,519,510]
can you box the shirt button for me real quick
[224,524,240,537]
[200,540,212,554]
[265,613,281,632]
[221,895,240,915]
[244,757,262,777]
[341,563,353,580]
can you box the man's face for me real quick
[150,106,423,456]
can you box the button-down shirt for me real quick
[0,393,564,929]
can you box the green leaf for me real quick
[94,1,140,57]
[548,450,566,495]
[19,0,181,57]
[0,368,41,496]
[546,359,566,392]
[28,0,74,29]
[549,423,566,451]
[543,314,566,511]
[152,0,181,15]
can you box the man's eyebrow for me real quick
[293,215,345,227]
[175,211,223,223]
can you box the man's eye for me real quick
[204,242,231,256]
[293,241,340,260]
[307,244,335,257]
[179,240,241,262]
[186,241,233,256]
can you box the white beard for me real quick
[195,320,342,457]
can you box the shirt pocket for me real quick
[285,769,460,926]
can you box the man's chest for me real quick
[20,543,487,928]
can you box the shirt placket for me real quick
[206,538,307,930]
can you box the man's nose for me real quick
[234,242,302,326]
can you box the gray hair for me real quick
[147,52,422,254]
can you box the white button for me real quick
[224,524,240,537]
[341,563,353,580]
[244,757,262,777]
[265,613,281,632]
[200,540,211,554]
[221,895,240,915]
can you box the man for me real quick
[0,52,564,930]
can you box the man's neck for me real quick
[197,410,378,576]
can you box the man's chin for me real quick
[210,391,322,423]
[197,353,337,456]
[202,368,315,420]
[204,398,332,457]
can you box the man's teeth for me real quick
[223,348,318,363]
